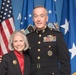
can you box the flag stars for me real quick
[6,4,9,7]
[1,11,3,13]
[29,14,32,17]
[8,15,10,17]
[10,7,12,9]
[4,13,6,15]
[3,3,5,5]
[5,9,8,11]
[24,17,26,20]
[21,22,23,25]
[3,17,5,19]
[54,0,57,2]
[69,43,76,59]
[7,0,10,3]
[2,7,4,9]
[48,10,52,14]
[60,18,69,34]
[9,11,11,13]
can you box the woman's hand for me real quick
[0,55,2,63]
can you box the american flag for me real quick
[0,0,15,55]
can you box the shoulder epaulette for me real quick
[48,22,60,31]
[49,27,61,33]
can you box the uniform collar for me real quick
[35,26,48,33]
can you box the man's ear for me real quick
[46,16,48,22]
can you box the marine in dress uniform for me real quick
[27,26,70,75]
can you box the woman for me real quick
[0,31,30,75]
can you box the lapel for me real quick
[9,52,22,75]
[24,54,30,75]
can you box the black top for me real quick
[0,51,30,75]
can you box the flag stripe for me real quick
[9,18,15,31]
[0,45,3,55]
[0,32,8,54]
[5,18,14,34]
[0,21,10,53]
[2,21,11,42]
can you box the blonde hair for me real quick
[8,31,29,51]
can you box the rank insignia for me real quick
[47,50,53,56]
[13,60,17,65]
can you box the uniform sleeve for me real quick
[56,32,71,75]
[0,55,8,75]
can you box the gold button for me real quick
[39,34,41,37]
[49,46,51,48]
[37,56,40,59]
[52,73,54,75]
[38,41,41,44]
[38,49,40,52]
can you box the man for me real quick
[26,6,71,75]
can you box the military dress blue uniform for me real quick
[27,26,70,75]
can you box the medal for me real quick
[47,50,53,56]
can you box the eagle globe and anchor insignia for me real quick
[47,50,53,56]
